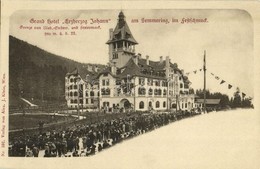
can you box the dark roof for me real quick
[106,12,138,44]
[195,99,221,105]
[66,67,100,83]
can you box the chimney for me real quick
[133,55,138,65]
[109,28,113,40]
[111,62,117,75]
[160,56,163,63]
[146,55,149,65]
[166,56,170,68]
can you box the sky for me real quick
[10,9,254,98]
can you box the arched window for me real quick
[156,101,160,108]
[85,92,88,97]
[74,85,77,89]
[148,88,153,95]
[149,101,152,108]
[70,92,73,97]
[139,101,144,109]
[74,91,78,96]
[70,78,74,83]
[163,89,166,95]
[90,91,94,97]
[70,100,74,104]
[74,99,78,103]
[163,101,166,108]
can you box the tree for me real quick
[233,88,242,108]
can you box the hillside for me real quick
[9,35,105,108]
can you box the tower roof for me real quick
[106,11,138,44]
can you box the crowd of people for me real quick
[9,109,201,157]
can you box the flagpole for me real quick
[203,50,207,113]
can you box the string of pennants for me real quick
[184,68,252,99]
[209,72,252,99]
[185,68,203,76]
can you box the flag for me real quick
[215,76,220,80]
[220,80,225,84]
[199,69,202,71]
[186,72,190,75]
[242,92,246,98]
[193,70,197,74]
[228,84,232,89]
[211,73,214,76]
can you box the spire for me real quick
[118,11,125,28]
[106,11,138,45]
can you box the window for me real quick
[70,92,73,97]
[139,101,144,109]
[74,99,78,103]
[74,85,77,89]
[149,101,152,108]
[138,87,146,95]
[156,101,160,108]
[91,99,94,104]
[154,89,158,96]
[90,91,94,97]
[163,101,166,108]
[158,89,162,95]
[106,80,110,86]
[70,100,74,104]
[86,99,88,104]
[106,88,110,95]
[70,78,74,83]
[74,91,78,96]
[148,88,153,95]
[139,78,145,85]
[185,103,187,108]
[163,89,167,96]
[85,92,88,97]
[102,80,106,86]
[180,83,183,88]
[79,99,83,104]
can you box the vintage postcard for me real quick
[1,1,260,169]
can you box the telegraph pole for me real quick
[203,50,207,113]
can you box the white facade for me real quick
[65,11,196,113]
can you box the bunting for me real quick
[209,71,252,99]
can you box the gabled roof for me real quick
[106,11,138,44]
[66,67,100,84]
[195,99,221,105]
